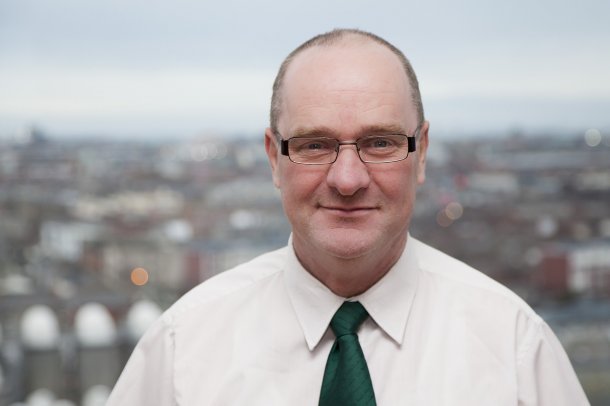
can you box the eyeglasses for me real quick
[278,132,417,165]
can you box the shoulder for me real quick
[411,237,540,321]
[410,237,551,361]
[160,245,289,325]
[408,238,587,403]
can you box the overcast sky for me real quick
[1,0,609,140]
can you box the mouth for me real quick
[319,205,377,216]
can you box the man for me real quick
[107,29,588,405]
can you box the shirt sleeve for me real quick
[517,318,590,406]
[106,315,176,406]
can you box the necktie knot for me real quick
[330,301,369,338]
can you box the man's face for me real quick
[266,40,428,265]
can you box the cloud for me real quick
[0,66,274,136]
[1,0,609,137]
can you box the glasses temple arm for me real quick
[408,136,416,152]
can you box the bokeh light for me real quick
[436,210,453,227]
[130,267,149,286]
[584,128,602,147]
[445,202,464,220]
[437,201,464,227]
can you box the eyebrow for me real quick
[362,124,408,134]
[291,126,335,138]
[290,123,409,138]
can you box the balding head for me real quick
[270,29,425,134]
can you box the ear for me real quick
[416,120,429,185]
[264,127,281,189]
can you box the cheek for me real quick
[278,164,327,196]
[371,164,416,199]
[279,171,324,224]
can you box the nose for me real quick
[326,145,371,196]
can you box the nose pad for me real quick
[326,145,370,196]
[336,144,360,160]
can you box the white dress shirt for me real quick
[106,236,589,405]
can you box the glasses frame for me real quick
[277,128,419,165]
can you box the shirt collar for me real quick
[283,234,421,350]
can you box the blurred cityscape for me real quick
[0,127,609,405]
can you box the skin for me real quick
[265,38,429,297]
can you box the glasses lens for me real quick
[358,134,410,163]
[288,137,337,164]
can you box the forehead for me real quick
[279,40,417,135]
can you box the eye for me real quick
[290,138,335,154]
[306,141,325,150]
[361,136,396,149]
[372,138,391,148]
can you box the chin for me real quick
[313,229,379,260]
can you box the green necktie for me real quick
[319,301,377,406]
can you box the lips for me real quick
[319,204,377,215]
[324,206,374,211]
